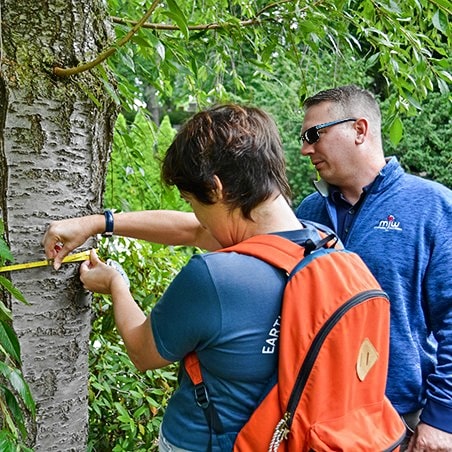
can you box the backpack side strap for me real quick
[185,352,225,436]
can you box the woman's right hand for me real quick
[79,249,125,294]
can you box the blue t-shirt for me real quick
[151,228,322,450]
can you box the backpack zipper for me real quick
[284,289,388,427]
[382,431,407,452]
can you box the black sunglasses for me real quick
[300,118,357,144]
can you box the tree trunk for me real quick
[0,0,117,449]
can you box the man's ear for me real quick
[211,175,224,201]
[354,118,369,145]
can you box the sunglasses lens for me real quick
[304,127,319,144]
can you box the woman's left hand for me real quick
[79,249,126,294]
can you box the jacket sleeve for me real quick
[420,205,452,433]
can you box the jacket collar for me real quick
[312,156,403,198]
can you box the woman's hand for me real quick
[79,249,170,371]
[79,249,126,294]
[42,215,103,269]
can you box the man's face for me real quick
[300,102,358,186]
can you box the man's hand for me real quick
[408,423,452,451]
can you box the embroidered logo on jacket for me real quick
[374,214,402,232]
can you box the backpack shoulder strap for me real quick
[220,235,303,273]
[220,232,338,272]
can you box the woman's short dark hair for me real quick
[161,104,291,219]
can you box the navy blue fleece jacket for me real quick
[296,157,452,433]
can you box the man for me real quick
[296,85,452,451]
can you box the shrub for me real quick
[89,113,193,450]
[0,221,35,451]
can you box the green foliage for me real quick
[350,0,451,102]
[104,0,450,123]
[103,0,450,203]
[0,221,35,451]
[105,109,188,212]
[383,91,452,188]
[88,237,190,451]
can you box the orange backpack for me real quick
[185,233,406,451]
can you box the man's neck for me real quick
[338,158,387,205]
[339,186,367,206]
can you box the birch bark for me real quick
[0,0,117,449]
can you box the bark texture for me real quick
[0,0,117,449]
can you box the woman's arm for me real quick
[79,249,171,371]
[43,210,221,269]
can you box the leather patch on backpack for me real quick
[357,338,379,381]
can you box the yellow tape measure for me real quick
[0,250,95,273]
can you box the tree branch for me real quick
[110,0,296,31]
[53,0,160,77]
[110,16,259,31]
[52,0,301,78]
[110,0,293,31]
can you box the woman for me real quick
[45,104,324,450]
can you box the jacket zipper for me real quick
[285,289,388,427]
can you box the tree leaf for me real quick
[0,397,18,440]
[432,9,448,33]
[0,321,21,364]
[1,385,27,437]
[165,0,189,39]
[0,240,14,263]
[0,301,12,322]
[0,276,28,304]
[389,116,404,145]
[0,363,35,415]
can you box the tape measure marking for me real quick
[0,250,95,273]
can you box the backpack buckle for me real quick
[194,383,210,409]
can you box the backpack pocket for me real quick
[306,401,406,452]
